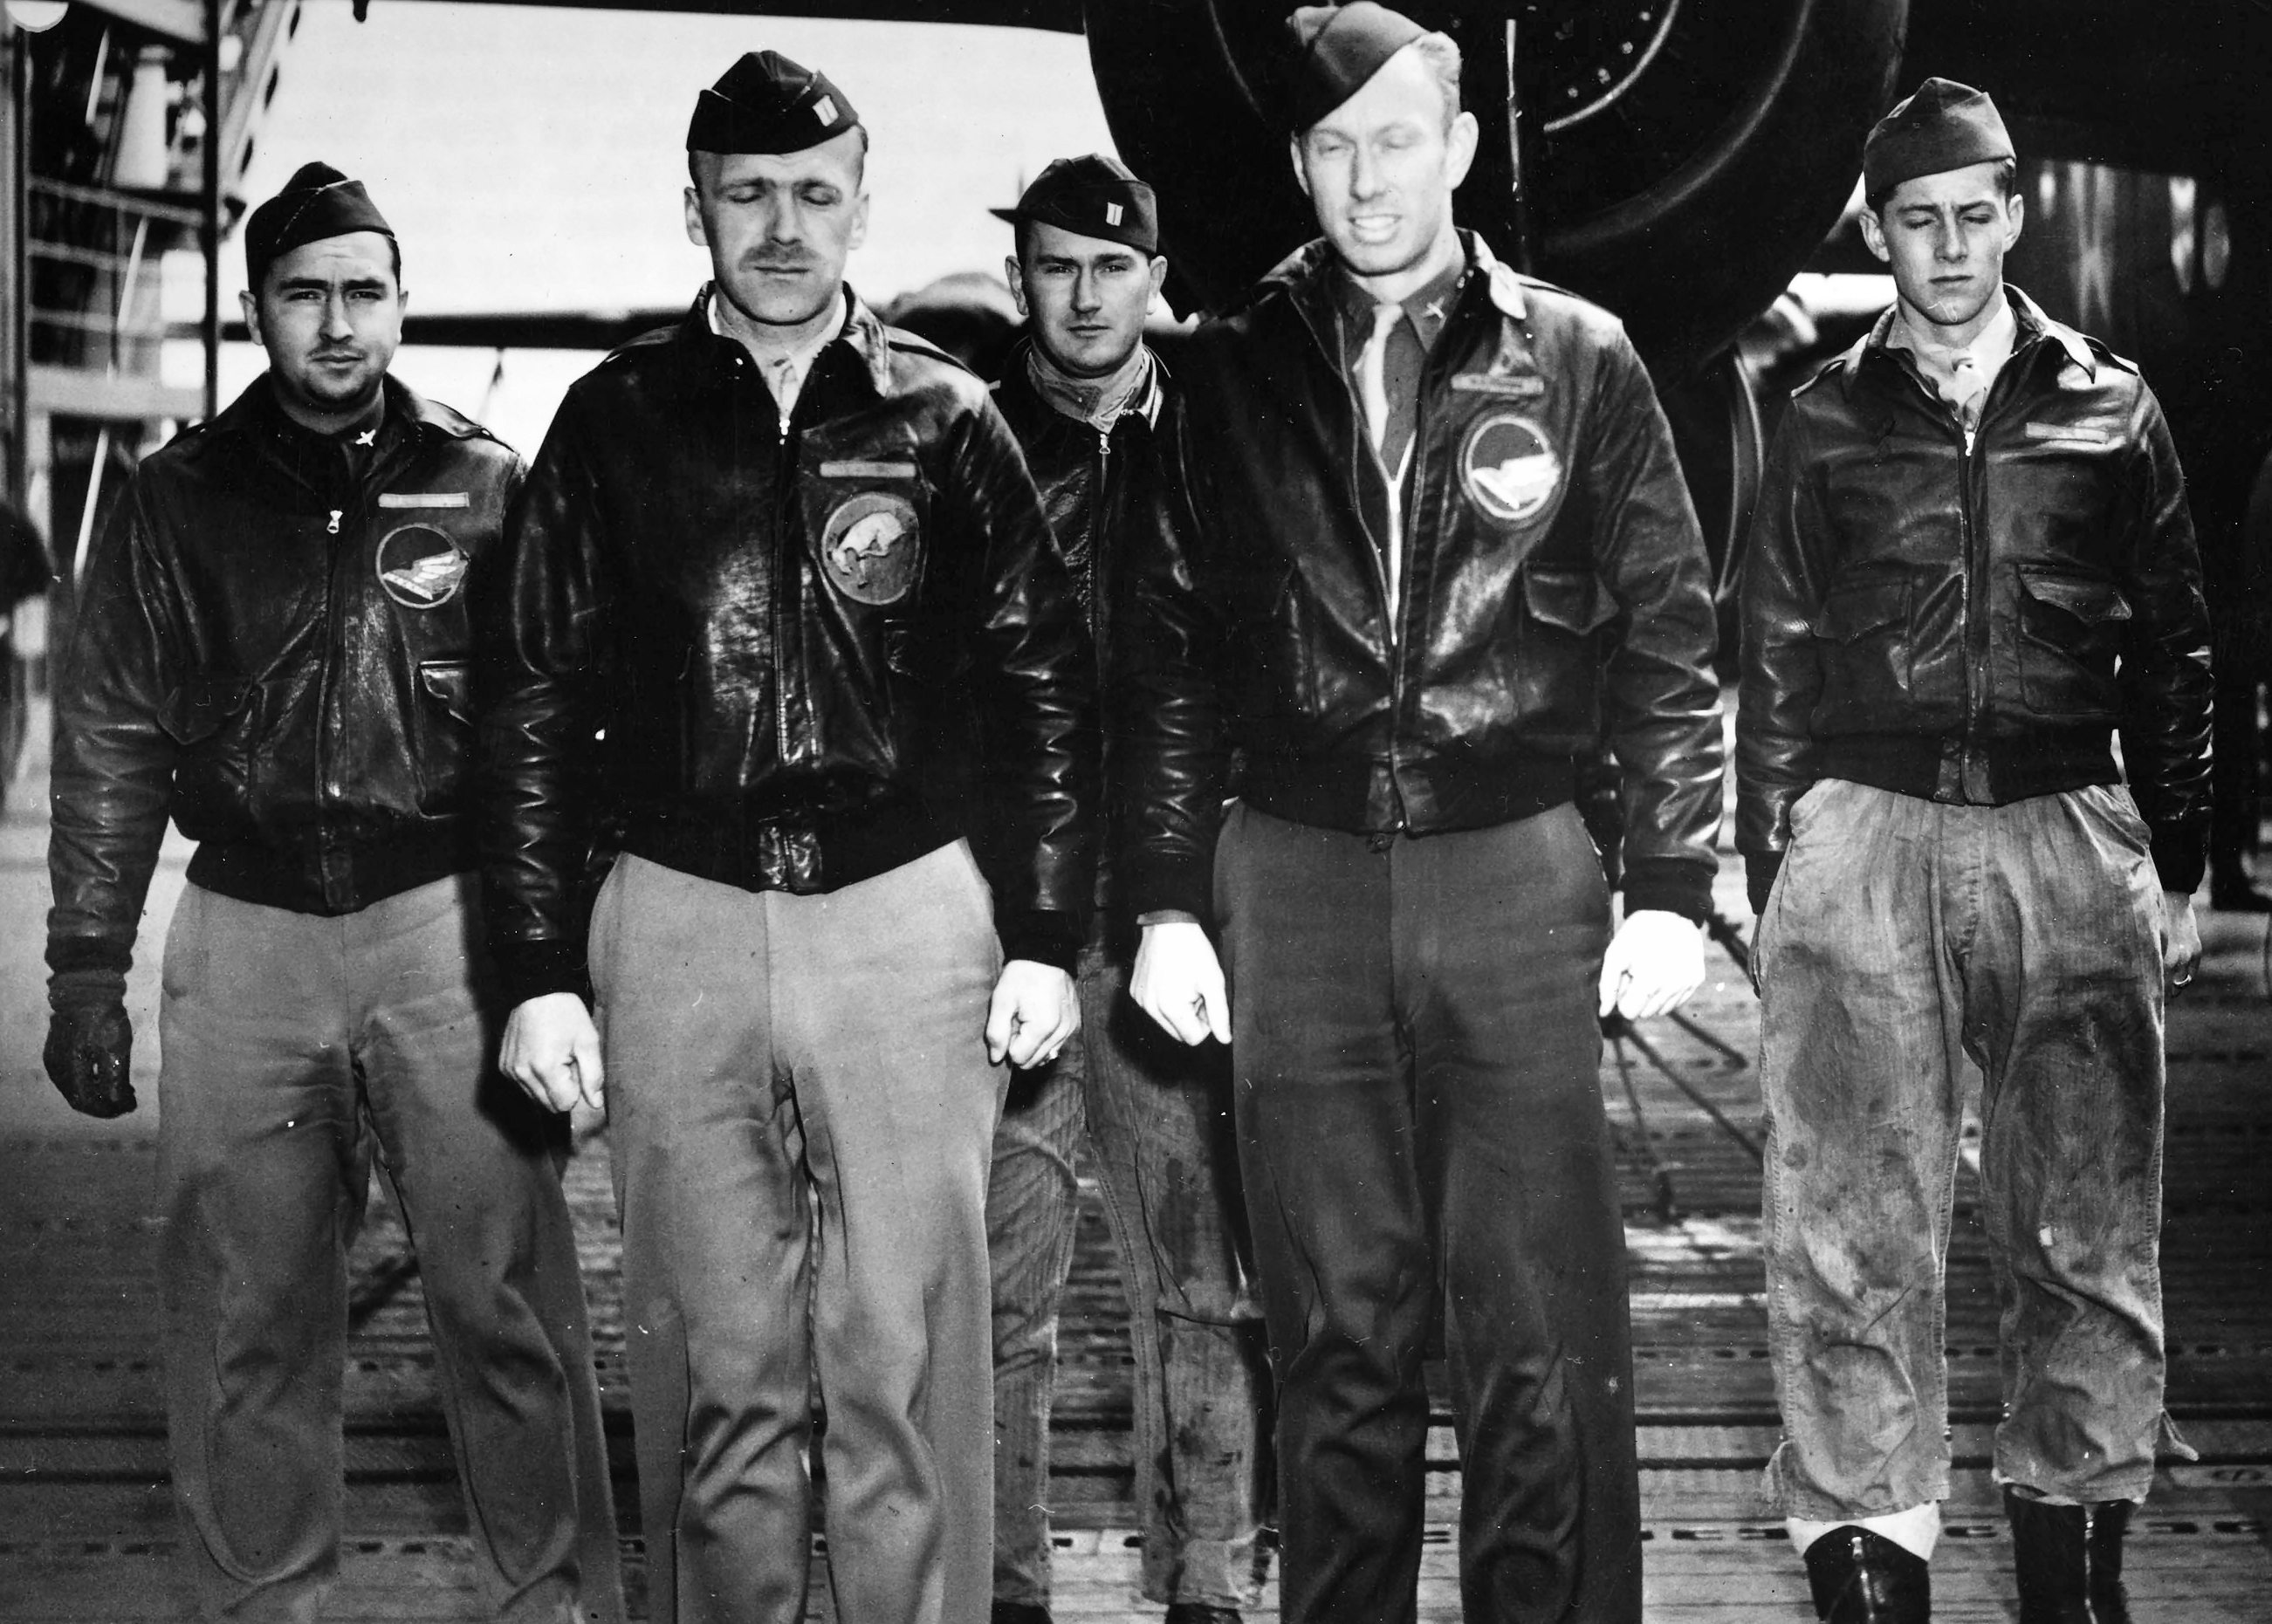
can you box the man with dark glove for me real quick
[44,163,622,1623]
[982,156,1272,1624]
[1738,79,2211,1624]
[1118,7,1726,1620]
[478,51,1092,1624]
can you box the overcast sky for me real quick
[173,2,1116,452]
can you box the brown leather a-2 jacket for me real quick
[1120,234,1724,926]
[477,290,1093,1004]
[48,377,516,1003]
[1736,289,2213,911]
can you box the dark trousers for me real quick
[2211,666,2265,878]
[156,878,621,1623]
[987,943,1273,1610]
[1215,801,1641,1624]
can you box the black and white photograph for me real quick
[2,2,2268,1619]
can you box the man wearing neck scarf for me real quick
[981,155,1272,1624]
[44,162,622,1621]
[1739,79,2212,1623]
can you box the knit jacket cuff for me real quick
[2150,820,2207,897]
[494,940,592,1010]
[1621,857,1715,926]
[1001,908,1083,976]
[47,936,129,1010]
[1743,852,1784,918]
[1120,853,1213,933]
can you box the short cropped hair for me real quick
[1411,31,1462,134]
[1012,218,1157,265]
[686,127,870,195]
[255,236,402,300]
[1868,156,2017,216]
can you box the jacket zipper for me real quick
[776,389,800,769]
[1092,427,1113,656]
[1291,298,1398,632]
[1894,342,2028,792]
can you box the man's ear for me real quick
[1288,135,1313,200]
[2002,191,2025,251]
[238,288,264,351]
[1857,207,1890,264]
[1445,108,1480,191]
[1006,254,1030,319]
[848,189,870,253]
[1146,253,1169,309]
[683,186,710,250]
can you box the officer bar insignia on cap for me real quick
[990,153,1160,255]
[688,50,861,155]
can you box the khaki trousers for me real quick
[594,846,1004,1624]
[157,876,621,1623]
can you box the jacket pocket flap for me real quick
[1813,577,1910,642]
[419,659,476,725]
[2017,567,2131,626]
[162,675,251,742]
[1523,565,1616,633]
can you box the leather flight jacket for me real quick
[480,289,1093,1004]
[1121,233,1725,926]
[48,376,518,1001]
[1737,288,2214,907]
[990,339,1177,928]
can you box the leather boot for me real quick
[1802,1525,1932,1621]
[2005,1487,2137,1623]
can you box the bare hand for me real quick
[2160,889,2202,994]
[499,992,605,1114]
[986,960,1080,1068]
[1598,908,1706,1022]
[1130,920,1231,1045]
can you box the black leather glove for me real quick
[44,999,137,1118]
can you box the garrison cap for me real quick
[244,162,395,291]
[687,50,861,155]
[1864,78,2015,202]
[991,154,1160,255]
[1284,2,1427,132]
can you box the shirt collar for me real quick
[1859,282,2098,391]
[1329,240,1471,336]
[1888,291,2017,397]
[708,285,848,405]
[1025,339,1160,434]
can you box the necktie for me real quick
[1361,302,1402,454]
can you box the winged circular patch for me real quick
[1460,411,1564,524]
[820,491,921,606]
[375,523,470,609]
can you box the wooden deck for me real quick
[3,742,2269,1618]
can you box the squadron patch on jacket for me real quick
[1459,411,1563,524]
[820,491,920,606]
[375,523,470,608]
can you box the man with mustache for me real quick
[1739,80,2211,1623]
[1117,5,1724,1619]
[44,162,622,1622]
[982,155,1272,1624]
[478,51,1091,1624]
